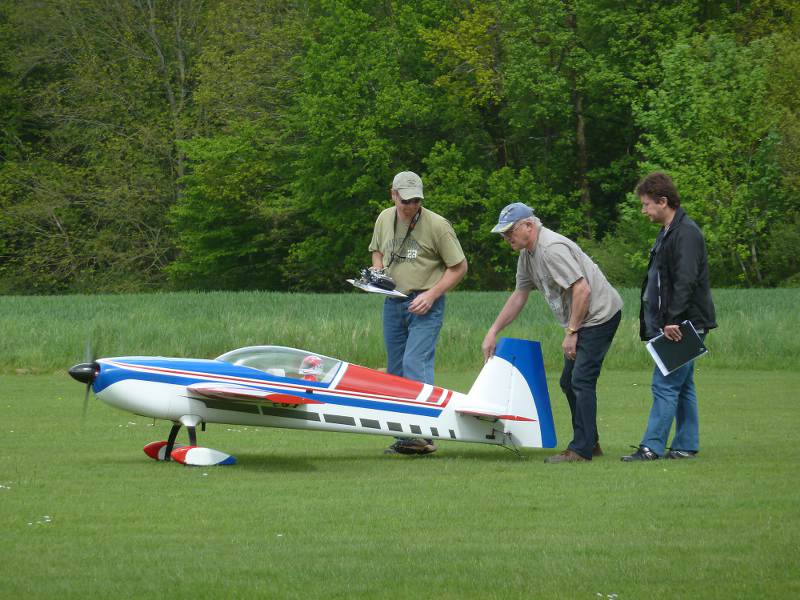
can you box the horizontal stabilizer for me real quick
[187,383,322,404]
[455,408,536,422]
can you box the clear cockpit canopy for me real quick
[216,346,342,383]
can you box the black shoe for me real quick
[592,443,604,457]
[620,445,659,461]
[667,449,697,459]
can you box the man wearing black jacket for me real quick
[622,172,717,461]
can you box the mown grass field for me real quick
[1,369,798,599]
[1,289,798,598]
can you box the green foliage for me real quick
[281,0,453,291]
[579,191,664,289]
[1,0,798,293]
[0,0,212,293]
[422,142,581,289]
[636,33,799,286]
[168,128,293,290]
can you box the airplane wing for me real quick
[187,383,323,405]
[455,407,536,422]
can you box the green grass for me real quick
[1,288,799,374]
[1,369,798,599]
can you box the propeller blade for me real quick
[82,383,91,418]
[69,360,98,421]
[73,338,99,422]
[84,340,94,364]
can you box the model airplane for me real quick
[68,338,556,466]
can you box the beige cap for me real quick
[391,171,424,200]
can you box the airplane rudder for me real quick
[495,337,557,448]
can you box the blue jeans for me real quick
[560,310,621,459]
[383,293,445,385]
[641,335,704,456]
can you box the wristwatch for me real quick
[565,326,578,335]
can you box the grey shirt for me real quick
[643,229,667,339]
[516,226,623,328]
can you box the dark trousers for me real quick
[559,310,621,459]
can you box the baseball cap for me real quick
[391,171,424,200]
[491,202,534,233]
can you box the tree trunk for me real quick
[565,3,592,237]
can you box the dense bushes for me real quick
[1,1,798,293]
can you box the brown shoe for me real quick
[386,438,437,455]
[593,443,604,457]
[544,449,589,463]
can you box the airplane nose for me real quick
[69,362,98,384]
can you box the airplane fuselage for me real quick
[94,357,506,447]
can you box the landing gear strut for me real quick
[163,415,202,460]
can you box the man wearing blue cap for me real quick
[482,203,623,463]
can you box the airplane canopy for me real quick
[216,346,342,384]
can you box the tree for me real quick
[281,0,462,291]
[636,33,797,286]
[0,0,213,292]
[166,1,305,290]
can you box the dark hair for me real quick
[635,172,680,208]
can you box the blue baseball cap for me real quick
[491,202,534,233]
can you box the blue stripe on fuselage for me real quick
[321,395,441,417]
[93,358,442,418]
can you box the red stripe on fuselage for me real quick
[335,364,444,403]
[426,387,444,403]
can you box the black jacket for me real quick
[639,207,717,340]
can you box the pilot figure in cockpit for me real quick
[299,355,323,382]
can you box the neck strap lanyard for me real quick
[385,208,422,269]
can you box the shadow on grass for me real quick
[232,453,320,472]
[231,445,548,469]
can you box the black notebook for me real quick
[646,320,708,376]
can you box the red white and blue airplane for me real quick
[68,338,556,466]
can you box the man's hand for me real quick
[408,290,437,315]
[663,324,683,341]
[562,333,577,361]
[481,331,497,361]
[407,260,467,316]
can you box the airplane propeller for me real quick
[69,342,99,418]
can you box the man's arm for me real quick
[371,251,384,270]
[408,259,468,315]
[481,288,531,360]
[663,227,704,341]
[562,277,591,359]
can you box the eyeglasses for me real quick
[500,222,519,239]
[400,198,422,205]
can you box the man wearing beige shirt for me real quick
[369,171,467,455]
[482,203,622,463]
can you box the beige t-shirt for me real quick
[369,206,465,293]
[516,226,623,327]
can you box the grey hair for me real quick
[519,215,542,228]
